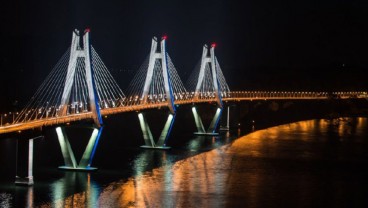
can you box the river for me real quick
[1,117,367,207]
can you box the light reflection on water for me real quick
[96,148,232,207]
[2,118,368,207]
[46,172,100,207]
[0,193,13,207]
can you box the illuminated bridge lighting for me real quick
[1,30,368,134]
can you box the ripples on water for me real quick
[0,193,12,207]
[1,118,368,207]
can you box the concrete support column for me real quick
[192,106,222,136]
[15,139,34,185]
[56,126,102,171]
[138,112,174,149]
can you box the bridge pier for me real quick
[56,126,103,171]
[192,106,222,136]
[138,112,174,149]
[220,105,230,131]
[15,136,43,185]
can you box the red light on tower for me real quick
[162,35,167,40]
[211,43,216,48]
[85,28,91,33]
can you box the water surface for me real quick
[1,118,367,207]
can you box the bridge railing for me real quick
[1,91,367,129]
[0,112,18,126]
[227,91,368,100]
[228,91,327,99]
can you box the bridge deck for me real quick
[1,93,367,135]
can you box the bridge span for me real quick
[0,29,367,185]
[1,91,367,135]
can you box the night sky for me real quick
[1,0,368,111]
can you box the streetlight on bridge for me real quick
[8,112,15,124]
[1,114,7,126]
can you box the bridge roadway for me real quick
[1,91,367,135]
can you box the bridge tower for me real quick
[191,44,229,136]
[11,28,124,184]
[139,36,176,149]
[56,29,104,170]
[141,36,176,114]
[127,36,184,149]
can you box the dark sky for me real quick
[1,0,368,110]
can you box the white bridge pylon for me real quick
[58,29,103,127]
[194,44,223,107]
[130,36,186,149]
[56,29,107,170]
[141,36,176,114]
[191,43,230,136]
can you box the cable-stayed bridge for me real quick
[0,29,367,185]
